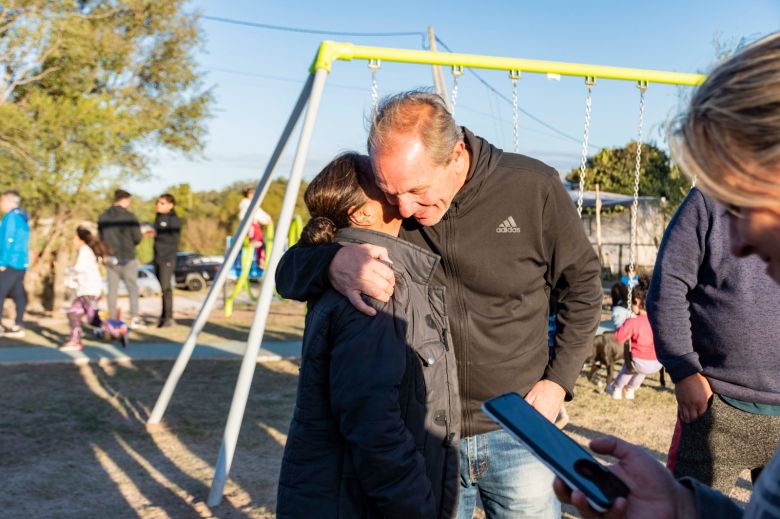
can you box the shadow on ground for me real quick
[0,359,299,518]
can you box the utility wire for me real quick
[435,36,601,150]
[201,14,597,151]
[202,15,427,47]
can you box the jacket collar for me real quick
[335,227,440,286]
[452,127,503,211]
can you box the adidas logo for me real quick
[496,216,521,233]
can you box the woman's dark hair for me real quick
[77,226,112,261]
[631,274,651,310]
[300,152,374,246]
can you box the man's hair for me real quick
[1,190,21,205]
[159,193,176,206]
[113,189,132,202]
[368,89,464,166]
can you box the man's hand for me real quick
[0,267,5,271]
[553,435,696,519]
[525,380,566,423]
[675,372,713,423]
[328,244,396,316]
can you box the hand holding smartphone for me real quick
[482,392,629,512]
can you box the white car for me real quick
[103,264,163,298]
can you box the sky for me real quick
[129,0,780,198]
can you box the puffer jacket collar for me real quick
[335,227,440,287]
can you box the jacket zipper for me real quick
[443,201,473,439]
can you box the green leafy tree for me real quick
[566,141,690,214]
[0,1,212,309]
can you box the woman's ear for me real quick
[348,203,375,227]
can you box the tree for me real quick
[0,1,212,310]
[566,141,690,214]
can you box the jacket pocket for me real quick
[412,339,449,405]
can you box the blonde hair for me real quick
[670,32,780,207]
[368,90,464,166]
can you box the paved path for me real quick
[0,340,302,366]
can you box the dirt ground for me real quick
[0,355,754,519]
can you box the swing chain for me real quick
[450,65,464,117]
[577,77,596,219]
[510,70,521,153]
[368,59,381,113]
[627,81,647,311]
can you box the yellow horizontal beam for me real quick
[312,40,706,87]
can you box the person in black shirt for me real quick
[152,194,180,327]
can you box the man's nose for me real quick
[398,197,416,219]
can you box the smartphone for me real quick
[482,392,629,512]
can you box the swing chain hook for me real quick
[510,70,521,153]
[450,65,464,117]
[627,81,648,311]
[577,76,596,219]
[368,59,381,114]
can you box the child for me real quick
[606,280,662,400]
[61,227,111,351]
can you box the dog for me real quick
[585,333,623,386]
[585,333,667,388]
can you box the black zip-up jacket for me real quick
[153,211,181,262]
[276,128,601,437]
[97,205,142,261]
[277,227,460,519]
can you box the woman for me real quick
[276,153,460,518]
[556,31,780,518]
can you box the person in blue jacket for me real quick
[0,190,30,338]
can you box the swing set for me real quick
[145,40,705,506]
[222,215,304,317]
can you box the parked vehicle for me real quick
[174,252,221,291]
[102,264,162,298]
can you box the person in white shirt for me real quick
[61,227,111,351]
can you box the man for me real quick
[152,193,180,328]
[276,91,602,517]
[0,191,30,338]
[98,189,143,327]
[647,187,780,492]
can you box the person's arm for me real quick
[275,242,395,315]
[0,213,13,267]
[540,177,603,403]
[646,189,715,422]
[614,317,635,345]
[275,243,342,301]
[329,301,436,518]
[646,188,707,382]
[253,206,272,226]
[171,213,181,247]
[130,213,142,246]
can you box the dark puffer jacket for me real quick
[277,227,460,519]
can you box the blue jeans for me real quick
[458,428,560,519]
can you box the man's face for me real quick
[0,196,11,214]
[156,198,174,214]
[372,134,466,226]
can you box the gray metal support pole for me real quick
[206,67,329,506]
[146,74,315,427]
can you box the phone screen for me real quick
[482,392,629,510]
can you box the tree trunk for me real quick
[25,212,75,313]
